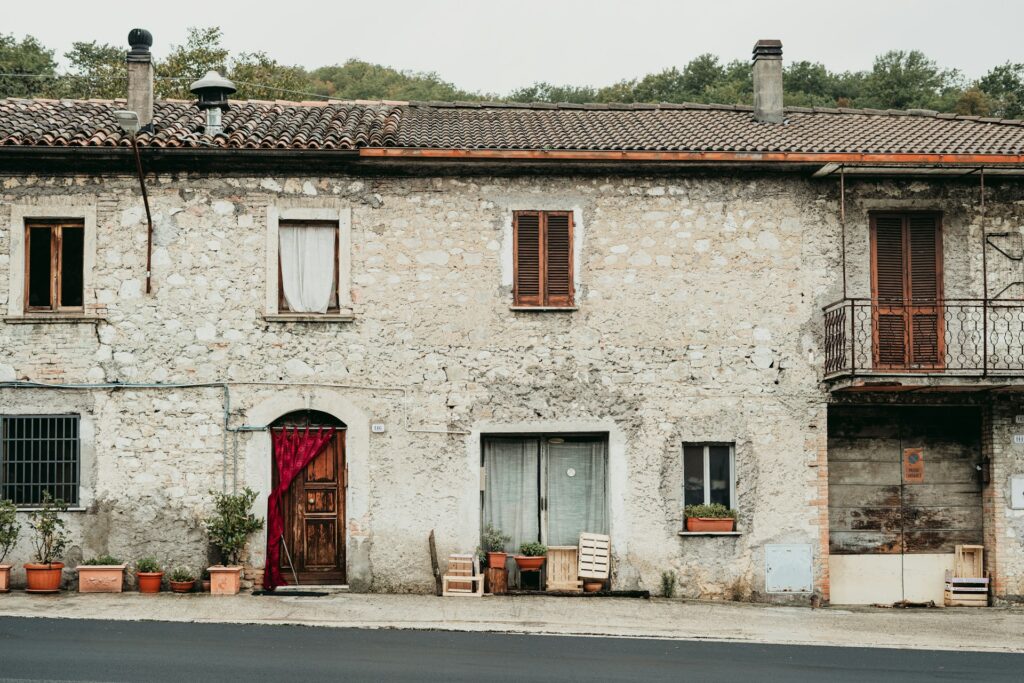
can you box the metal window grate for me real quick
[0,415,80,506]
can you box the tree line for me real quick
[2,27,1022,119]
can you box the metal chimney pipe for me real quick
[126,29,154,129]
[752,39,784,124]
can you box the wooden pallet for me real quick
[954,545,983,579]
[578,533,611,581]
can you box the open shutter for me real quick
[907,214,943,366]
[873,215,908,367]
[514,212,542,306]
[544,212,573,307]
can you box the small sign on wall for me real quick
[903,447,925,484]
[1014,434,1024,446]
[1014,415,1024,425]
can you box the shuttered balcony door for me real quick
[871,213,944,370]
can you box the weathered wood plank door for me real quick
[871,213,944,370]
[278,429,347,584]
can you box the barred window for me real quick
[0,415,80,506]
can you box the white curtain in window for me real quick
[483,439,540,552]
[279,225,335,313]
[545,440,608,546]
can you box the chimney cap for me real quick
[190,70,237,110]
[127,28,153,62]
[752,39,783,60]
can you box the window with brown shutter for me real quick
[513,211,574,308]
[870,212,944,370]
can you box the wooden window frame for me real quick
[682,443,737,510]
[24,220,85,314]
[276,219,341,314]
[869,211,945,371]
[513,210,575,308]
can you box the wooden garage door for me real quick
[828,405,982,555]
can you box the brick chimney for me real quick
[126,28,154,129]
[752,39,783,124]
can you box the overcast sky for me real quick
[7,1,1024,94]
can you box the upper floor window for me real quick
[25,220,84,312]
[278,220,340,314]
[513,210,574,308]
[0,414,80,507]
[683,443,735,509]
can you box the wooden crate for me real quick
[546,546,582,592]
[944,570,989,607]
[954,545,983,579]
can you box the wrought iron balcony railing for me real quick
[823,298,1024,379]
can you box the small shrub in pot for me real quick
[25,492,69,593]
[481,524,511,569]
[684,503,737,532]
[514,542,548,572]
[0,499,19,593]
[204,487,264,595]
[169,566,196,594]
[77,554,127,593]
[135,556,164,594]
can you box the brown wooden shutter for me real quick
[872,215,908,367]
[871,213,943,369]
[907,214,942,365]
[544,212,573,307]
[514,211,542,306]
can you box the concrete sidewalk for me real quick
[1,592,1022,653]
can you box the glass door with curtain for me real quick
[482,435,608,577]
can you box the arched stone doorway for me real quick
[271,409,348,584]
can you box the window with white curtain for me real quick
[482,435,608,550]
[277,220,339,314]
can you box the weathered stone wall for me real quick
[0,170,1020,599]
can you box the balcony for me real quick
[823,298,1024,383]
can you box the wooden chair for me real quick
[442,554,484,597]
[578,533,611,584]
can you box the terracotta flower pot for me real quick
[486,551,508,569]
[583,581,604,593]
[0,564,11,593]
[514,555,545,572]
[76,565,127,593]
[24,563,64,593]
[685,517,735,532]
[137,571,164,593]
[169,580,195,594]
[202,579,211,592]
[208,566,242,595]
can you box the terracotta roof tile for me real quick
[1,98,1023,156]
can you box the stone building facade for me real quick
[2,36,1024,603]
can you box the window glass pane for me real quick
[708,446,731,507]
[28,227,52,308]
[683,445,705,506]
[60,227,84,307]
[482,438,540,551]
[546,439,608,546]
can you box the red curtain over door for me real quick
[264,426,336,590]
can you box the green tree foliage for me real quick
[0,33,57,97]
[311,60,478,101]
[3,27,1024,121]
[62,41,124,99]
[977,63,1024,119]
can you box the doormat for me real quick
[503,590,650,599]
[252,589,330,597]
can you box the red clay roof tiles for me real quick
[1,98,1024,156]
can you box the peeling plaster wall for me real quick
[0,170,1020,599]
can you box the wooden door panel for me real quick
[304,519,338,569]
[305,489,336,514]
[306,447,336,482]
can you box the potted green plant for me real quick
[514,542,547,571]
[201,568,211,593]
[169,566,196,593]
[481,524,511,570]
[24,492,69,593]
[135,556,163,593]
[684,503,737,532]
[76,555,126,593]
[0,499,19,593]
[204,487,264,595]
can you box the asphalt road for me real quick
[0,617,1020,682]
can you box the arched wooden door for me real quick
[272,411,347,584]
